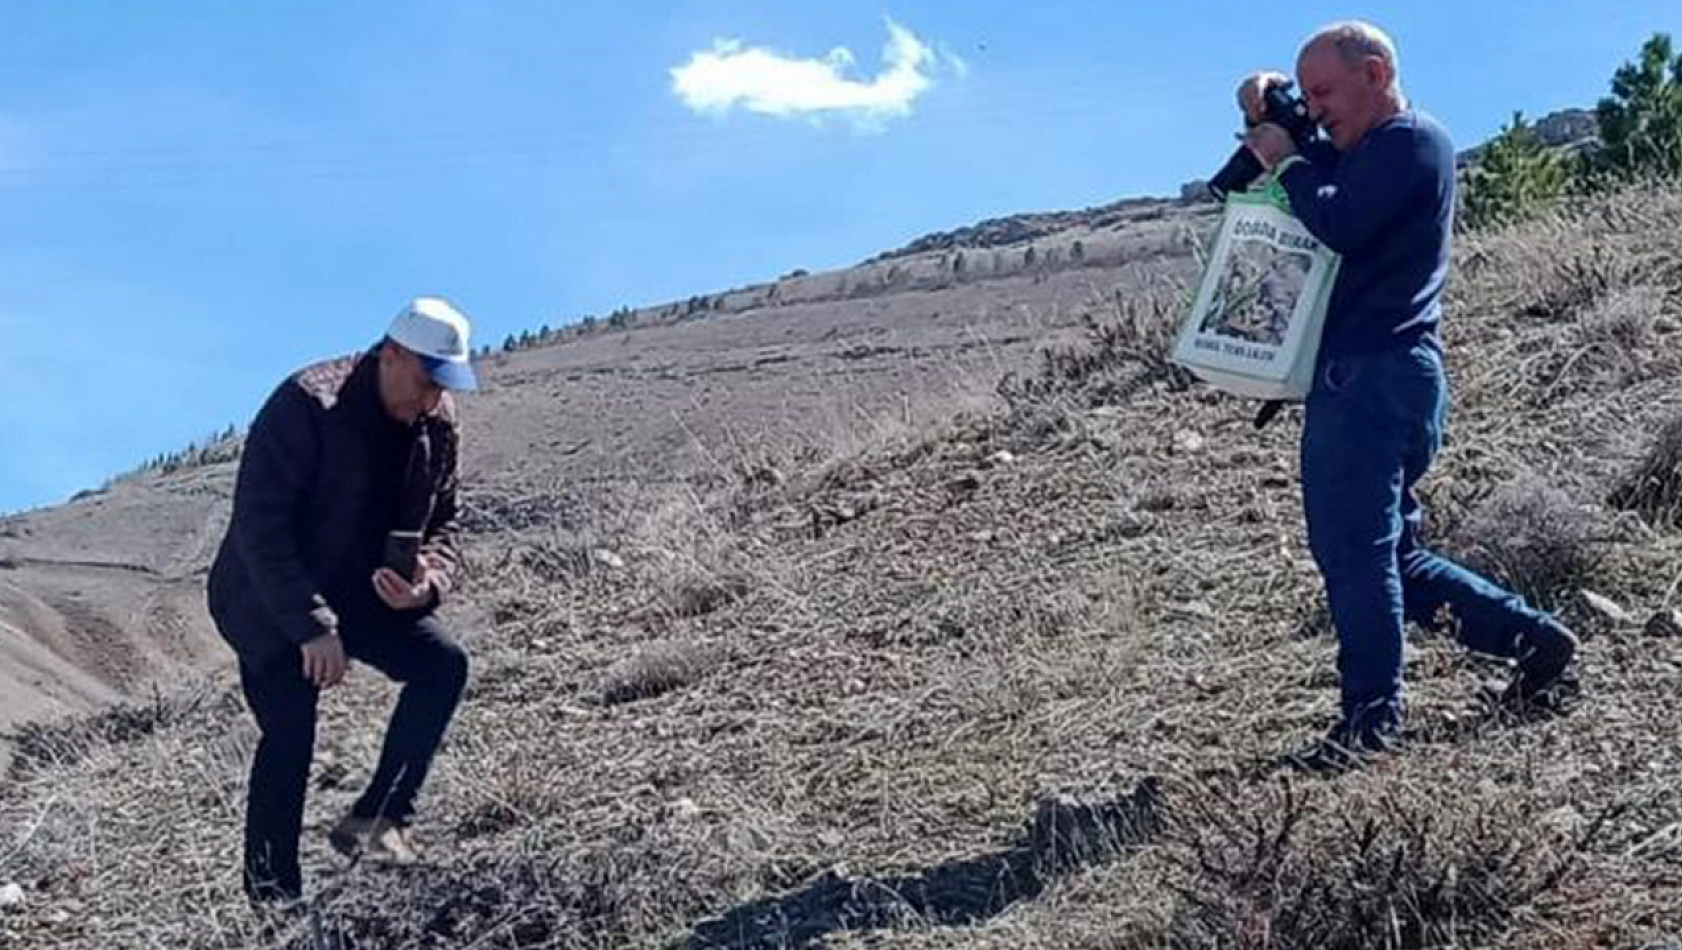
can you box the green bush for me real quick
[1462,112,1571,230]
[1593,32,1682,181]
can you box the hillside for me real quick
[1,170,1680,950]
[0,195,1212,775]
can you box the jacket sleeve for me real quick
[229,380,338,645]
[1276,125,1432,256]
[419,423,462,601]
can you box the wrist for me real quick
[1274,154,1308,175]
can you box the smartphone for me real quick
[383,530,423,580]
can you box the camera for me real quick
[1207,85,1319,200]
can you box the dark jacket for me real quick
[208,351,462,668]
[1277,110,1455,360]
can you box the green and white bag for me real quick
[1171,179,1341,400]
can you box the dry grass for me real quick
[5,183,1682,949]
[594,640,729,706]
[1155,780,1619,950]
[1612,413,1682,531]
[1446,474,1609,613]
[5,687,240,781]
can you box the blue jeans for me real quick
[1301,340,1551,729]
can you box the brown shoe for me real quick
[366,821,421,865]
[328,815,421,865]
[328,814,375,858]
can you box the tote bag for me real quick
[1171,179,1341,400]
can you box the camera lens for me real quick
[1209,146,1264,200]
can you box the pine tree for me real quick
[1461,112,1570,230]
[1594,33,1682,180]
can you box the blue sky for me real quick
[1,2,1676,513]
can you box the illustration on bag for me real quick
[1172,180,1342,401]
[1195,239,1313,347]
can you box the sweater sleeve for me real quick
[228,381,338,645]
[1276,124,1431,256]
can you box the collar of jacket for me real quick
[297,348,457,433]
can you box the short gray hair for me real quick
[1304,21,1403,95]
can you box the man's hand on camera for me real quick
[1237,71,1291,125]
[301,631,347,688]
[373,565,434,611]
[1244,123,1298,170]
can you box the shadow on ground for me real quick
[686,778,1163,950]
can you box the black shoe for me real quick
[245,884,305,914]
[244,864,304,910]
[1285,716,1403,774]
[1503,620,1579,709]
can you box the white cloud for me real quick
[937,42,970,81]
[670,19,959,126]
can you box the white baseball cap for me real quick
[386,296,478,391]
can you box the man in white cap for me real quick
[207,296,478,903]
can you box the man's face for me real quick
[1295,41,1390,151]
[377,342,444,424]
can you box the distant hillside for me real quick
[869,196,1191,262]
[0,188,1211,778]
[67,103,1604,508]
[1457,106,1602,165]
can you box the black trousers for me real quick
[238,615,468,901]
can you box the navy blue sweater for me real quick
[1277,110,1455,359]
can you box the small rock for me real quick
[1174,600,1215,620]
[592,549,626,571]
[725,825,771,854]
[1645,608,1682,639]
[1136,488,1179,512]
[0,883,23,911]
[946,472,982,495]
[1171,431,1206,455]
[1540,804,1586,834]
[1106,510,1155,539]
[817,829,844,848]
[667,797,701,821]
[1579,589,1634,625]
[986,450,1017,466]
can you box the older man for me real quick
[1237,23,1578,769]
[208,297,476,901]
